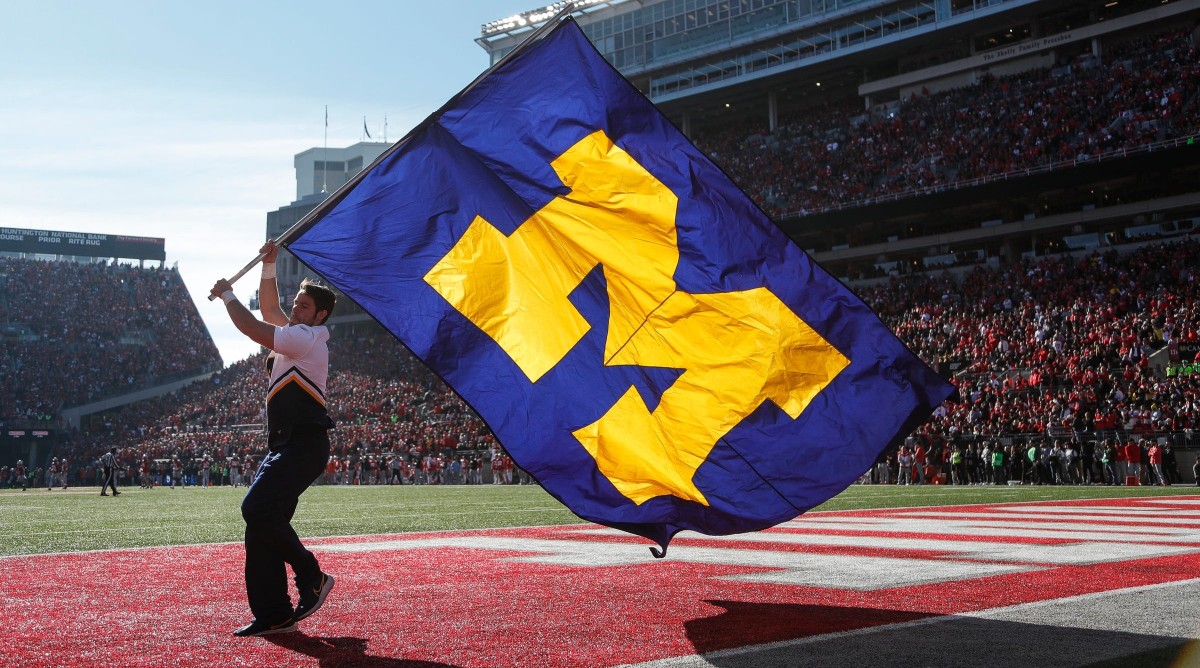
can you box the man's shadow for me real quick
[265,632,462,668]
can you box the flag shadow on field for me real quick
[685,601,1195,668]
[266,632,461,668]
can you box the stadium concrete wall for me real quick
[60,371,217,430]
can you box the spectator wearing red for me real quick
[1124,439,1143,482]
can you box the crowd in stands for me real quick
[10,235,1193,491]
[858,237,1200,484]
[869,240,1200,437]
[0,258,221,424]
[698,27,1200,217]
[34,331,500,489]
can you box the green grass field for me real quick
[1,482,1197,557]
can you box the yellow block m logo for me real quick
[426,130,849,506]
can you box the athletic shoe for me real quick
[233,618,296,637]
[293,572,335,622]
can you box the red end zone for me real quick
[5,496,1200,667]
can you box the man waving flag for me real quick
[282,17,955,554]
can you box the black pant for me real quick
[102,467,118,495]
[241,430,329,623]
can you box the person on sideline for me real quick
[212,241,337,637]
[47,457,60,491]
[100,448,120,496]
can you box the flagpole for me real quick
[322,105,329,194]
[208,4,577,300]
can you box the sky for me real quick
[0,0,544,367]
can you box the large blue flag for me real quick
[287,19,955,553]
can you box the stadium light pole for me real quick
[209,3,579,300]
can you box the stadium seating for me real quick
[58,333,494,487]
[696,28,1200,218]
[864,238,1200,485]
[35,234,1193,489]
[0,258,221,424]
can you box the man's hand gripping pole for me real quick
[206,247,271,301]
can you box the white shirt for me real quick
[269,324,330,398]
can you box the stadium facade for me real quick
[266,142,389,326]
[479,0,1200,280]
[0,226,166,265]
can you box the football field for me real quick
[3,483,1199,667]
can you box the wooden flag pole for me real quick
[209,3,577,300]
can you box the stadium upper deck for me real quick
[481,0,1200,281]
[480,0,1197,132]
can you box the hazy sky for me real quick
[0,0,543,366]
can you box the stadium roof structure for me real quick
[0,226,165,263]
[480,0,628,40]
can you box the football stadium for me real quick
[3,0,1200,665]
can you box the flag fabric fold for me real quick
[286,18,956,552]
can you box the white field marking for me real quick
[833,488,1178,500]
[792,510,1200,526]
[313,535,1035,590]
[836,488,1030,495]
[781,509,1200,525]
[287,506,572,522]
[612,578,1200,668]
[773,517,1200,544]
[882,511,1200,526]
[570,526,1200,564]
[825,489,1032,498]
[913,519,1200,539]
[0,506,577,539]
[809,494,1200,517]
[6,496,1191,559]
[0,520,592,561]
[988,505,1200,516]
[961,576,1200,620]
[821,517,1200,538]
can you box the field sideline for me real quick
[1,482,1195,556]
[4,483,1200,667]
